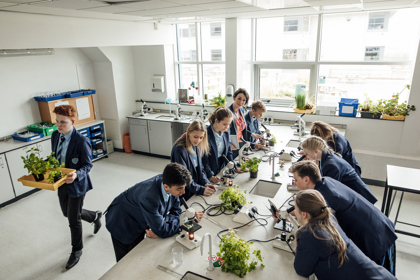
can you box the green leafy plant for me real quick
[211,92,226,108]
[240,157,262,173]
[217,231,264,278]
[359,93,374,112]
[219,186,247,210]
[46,153,65,183]
[295,92,305,110]
[380,85,416,117]
[21,147,48,179]
[269,136,277,144]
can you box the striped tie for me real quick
[56,135,65,163]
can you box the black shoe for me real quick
[65,250,82,270]
[93,211,102,234]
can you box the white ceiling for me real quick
[0,0,419,23]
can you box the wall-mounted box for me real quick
[315,106,337,116]
[152,75,165,92]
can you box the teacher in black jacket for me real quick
[52,105,102,270]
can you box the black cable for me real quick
[189,202,205,212]
[216,217,269,240]
[247,237,280,243]
[253,216,268,226]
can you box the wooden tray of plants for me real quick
[293,107,315,114]
[18,168,76,191]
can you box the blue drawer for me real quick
[12,131,44,142]
[90,124,103,131]
[91,138,104,145]
[81,132,90,138]
[78,128,89,134]
[93,151,105,159]
[90,130,103,138]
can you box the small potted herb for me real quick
[381,85,416,120]
[240,157,262,178]
[46,154,65,183]
[21,147,48,181]
[219,186,247,210]
[359,94,382,119]
[217,231,264,278]
[269,136,277,146]
[211,92,226,108]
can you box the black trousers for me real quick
[111,233,145,262]
[58,185,97,252]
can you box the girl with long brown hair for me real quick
[294,190,396,280]
[310,121,361,177]
[228,88,249,159]
[301,136,377,204]
[170,120,216,200]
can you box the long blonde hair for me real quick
[310,121,339,150]
[301,136,341,157]
[175,120,209,157]
[296,190,347,267]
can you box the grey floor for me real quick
[0,152,419,280]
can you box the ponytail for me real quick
[301,136,342,157]
[209,107,233,124]
[310,121,339,152]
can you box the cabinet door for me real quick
[5,143,38,197]
[129,123,150,153]
[148,121,172,157]
[37,139,52,159]
[0,153,16,204]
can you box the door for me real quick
[0,153,16,204]
[148,121,172,157]
[5,143,38,197]
[129,119,150,153]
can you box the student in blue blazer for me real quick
[171,120,216,200]
[228,88,249,159]
[202,107,245,183]
[289,161,397,275]
[290,190,396,280]
[301,136,377,204]
[244,100,266,150]
[51,105,102,270]
[310,121,361,177]
[105,163,203,262]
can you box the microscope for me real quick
[293,113,306,142]
[270,203,299,253]
[176,197,202,250]
[260,123,272,147]
[139,99,148,116]
[200,103,209,122]
[219,155,238,187]
[238,138,252,167]
[173,104,182,121]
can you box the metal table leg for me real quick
[381,178,389,213]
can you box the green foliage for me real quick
[240,157,262,173]
[211,92,226,108]
[46,153,65,183]
[380,85,416,116]
[359,93,383,115]
[219,186,247,210]
[270,136,277,144]
[21,147,48,176]
[295,92,306,110]
[216,231,264,278]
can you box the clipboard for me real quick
[230,135,239,150]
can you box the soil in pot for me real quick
[269,140,275,146]
[250,171,258,178]
[53,175,62,183]
[360,112,382,119]
[33,174,44,182]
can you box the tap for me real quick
[200,233,214,271]
[269,153,276,180]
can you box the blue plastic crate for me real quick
[93,152,105,159]
[78,128,89,134]
[90,123,103,131]
[91,130,103,138]
[65,90,84,98]
[338,98,359,117]
[34,92,66,102]
[83,89,96,96]
[12,131,44,142]
[91,138,104,145]
[81,132,90,138]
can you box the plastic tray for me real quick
[12,131,44,142]
[91,130,103,137]
[91,138,104,145]
[65,90,84,98]
[17,168,76,191]
[34,93,67,102]
[27,122,57,136]
[338,98,359,117]
[78,128,89,134]
[93,152,105,159]
[81,132,90,138]
[90,123,103,131]
[83,89,96,96]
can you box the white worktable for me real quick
[100,124,345,280]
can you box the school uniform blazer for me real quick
[319,151,377,204]
[315,177,397,261]
[202,124,236,178]
[244,112,261,148]
[228,104,248,143]
[294,219,397,280]
[171,145,210,200]
[51,128,93,198]
[328,132,361,177]
[105,174,182,244]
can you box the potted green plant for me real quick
[219,186,247,210]
[381,85,416,121]
[46,153,65,183]
[211,92,226,108]
[269,136,277,146]
[293,93,315,114]
[216,231,264,278]
[240,157,262,178]
[359,94,382,119]
[21,147,48,181]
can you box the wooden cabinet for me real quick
[0,153,16,204]
[148,120,173,157]
[129,118,150,153]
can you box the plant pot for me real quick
[382,114,406,121]
[360,112,382,119]
[269,140,275,146]
[53,175,61,183]
[250,171,258,178]
[294,108,314,114]
[33,173,44,182]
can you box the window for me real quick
[176,22,225,100]
[283,49,309,61]
[364,46,384,61]
[284,17,309,32]
[368,12,389,30]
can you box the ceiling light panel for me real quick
[116,0,181,9]
[31,0,108,10]
[191,1,250,10]
[167,0,231,4]
[79,5,134,13]
[0,0,36,3]
[117,5,206,16]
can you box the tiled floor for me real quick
[0,152,419,279]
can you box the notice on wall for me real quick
[55,100,69,107]
[76,97,91,120]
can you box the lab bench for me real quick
[99,125,339,280]
[0,120,108,207]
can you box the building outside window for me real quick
[364,46,384,61]
[210,23,222,36]
[284,17,309,32]
[368,12,389,30]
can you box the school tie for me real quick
[254,119,258,132]
[56,135,66,164]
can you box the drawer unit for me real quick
[90,130,103,138]
[90,123,103,131]
[91,138,104,145]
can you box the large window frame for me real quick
[253,13,413,107]
[175,22,225,101]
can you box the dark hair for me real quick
[289,161,322,183]
[296,190,347,267]
[162,163,192,187]
[233,88,249,104]
[209,107,233,124]
[53,105,77,120]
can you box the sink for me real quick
[250,180,281,198]
[155,115,174,120]
[286,139,300,148]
